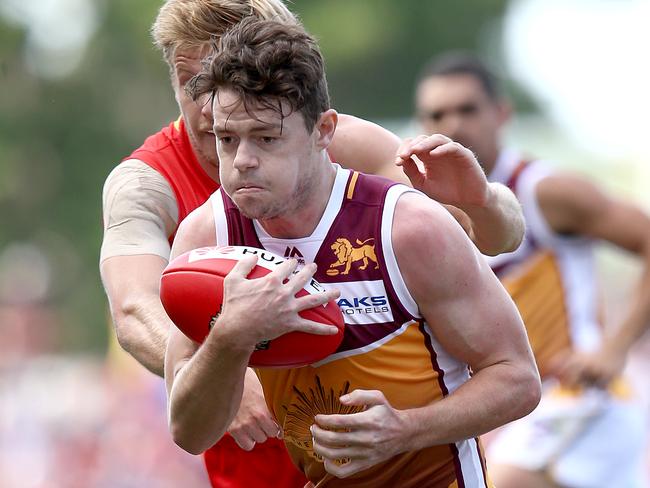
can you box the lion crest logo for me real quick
[326,238,379,276]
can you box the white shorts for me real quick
[488,382,649,488]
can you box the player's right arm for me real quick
[164,201,246,455]
[165,203,340,454]
[537,174,650,387]
[100,160,178,376]
[312,192,540,478]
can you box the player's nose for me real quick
[439,114,464,140]
[233,141,259,171]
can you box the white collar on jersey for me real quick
[252,163,350,243]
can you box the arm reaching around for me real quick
[228,368,284,450]
[312,192,540,478]
[396,134,524,255]
[102,255,173,376]
[100,162,179,376]
[329,117,524,255]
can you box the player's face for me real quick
[213,89,321,220]
[415,74,508,173]
[171,46,219,181]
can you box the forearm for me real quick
[459,183,524,256]
[168,325,252,454]
[607,256,650,354]
[401,362,539,451]
[102,254,176,377]
[111,295,170,376]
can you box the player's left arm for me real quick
[330,115,524,255]
[311,192,540,478]
[538,174,650,387]
[165,202,339,455]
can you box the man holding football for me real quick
[165,17,540,487]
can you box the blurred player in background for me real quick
[99,1,526,487]
[165,17,540,487]
[414,51,650,488]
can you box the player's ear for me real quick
[313,109,338,150]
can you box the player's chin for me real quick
[234,198,280,221]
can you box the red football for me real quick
[160,245,344,368]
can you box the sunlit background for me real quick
[1,0,648,485]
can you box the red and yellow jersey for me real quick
[123,118,304,487]
[125,117,218,239]
[486,150,602,378]
[211,165,491,487]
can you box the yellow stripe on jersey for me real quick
[500,250,572,378]
[346,171,359,200]
[173,115,182,131]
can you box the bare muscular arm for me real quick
[102,255,172,376]
[391,193,539,443]
[312,192,539,477]
[99,161,178,376]
[538,174,650,387]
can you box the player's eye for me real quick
[458,103,479,116]
[260,136,277,144]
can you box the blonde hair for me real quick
[152,0,297,67]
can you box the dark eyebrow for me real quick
[250,122,283,132]
[213,121,283,133]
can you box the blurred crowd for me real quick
[1,241,649,486]
[0,265,208,487]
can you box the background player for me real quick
[414,52,650,488]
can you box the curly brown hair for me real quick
[187,17,330,132]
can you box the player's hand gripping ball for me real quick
[160,246,344,368]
